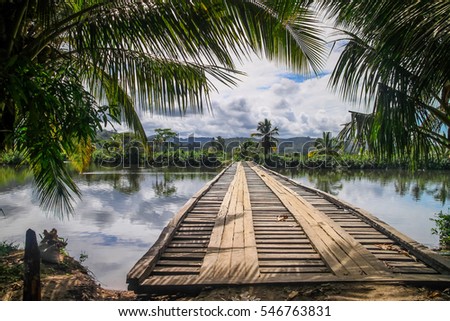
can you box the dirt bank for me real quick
[2,250,449,301]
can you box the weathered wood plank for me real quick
[127,163,236,285]
[260,267,330,274]
[161,252,206,259]
[258,253,322,260]
[250,164,388,277]
[259,260,326,267]
[199,165,238,281]
[242,165,260,281]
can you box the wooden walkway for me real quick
[127,162,450,293]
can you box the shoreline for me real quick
[2,249,450,301]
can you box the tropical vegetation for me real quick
[153,128,177,153]
[0,0,325,215]
[308,132,344,166]
[431,209,450,249]
[318,0,450,167]
[251,118,280,164]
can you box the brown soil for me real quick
[1,250,136,301]
[2,250,449,301]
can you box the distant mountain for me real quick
[278,137,316,154]
[196,136,316,153]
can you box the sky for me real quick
[118,33,365,139]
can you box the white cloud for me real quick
[112,34,356,139]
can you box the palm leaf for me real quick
[2,0,327,216]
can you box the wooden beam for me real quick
[23,229,41,301]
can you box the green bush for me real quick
[0,150,25,165]
[431,209,450,248]
[0,242,19,257]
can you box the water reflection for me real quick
[276,168,448,249]
[1,166,448,290]
[153,173,177,197]
[0,166,218,290]
[277,168,449,205]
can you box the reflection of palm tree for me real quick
[423,180,449,206]
[433,183,448,206]
[251,119,279,162]
[307,171,343,196]
[113,173,144,195]
[153,173,177,197]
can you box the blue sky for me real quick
[118,39,362,139]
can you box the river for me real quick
[0,166,448,290]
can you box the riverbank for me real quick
[0,248,136,301]
[2,248,450,301]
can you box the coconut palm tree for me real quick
[212,136,226,152]
[0,0,325,215]
[311,132,343,158]
[238,139,259,160]
[153,128,177,153]
[319,0,450,167]
[251,118,279,162]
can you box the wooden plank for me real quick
[171,239,209,244]
[177,225,213,230]
[212,169,239,280]
[172,235,211,240]
[157,260,203,267]
[254,231,305,236]
[357,239,396,244]
[230,163,246,282]
[199,164,238,281]
[255,234,307,239]
[264,165,450,275]
[373,254,417,261]
[386,261,430,268]
[258,247,317,254]
[259,260,326,267]
[161,252,206,259]
[164,248,206,253]
[390,267,438,274]
[256,242,314,248]
[258,253,322,260]
[352,235,392,239]
[260,267,330,274]
[167,243,209,248]
[250,164,388,277]
[152,266,199,275]
[255,239,311,244]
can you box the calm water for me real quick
[1,166,448,290]
[275,168,449,249]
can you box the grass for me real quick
[0,242,22,287]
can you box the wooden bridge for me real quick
[127,162,450,294]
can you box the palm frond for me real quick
[2,0,327,215]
